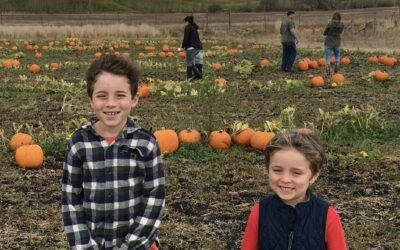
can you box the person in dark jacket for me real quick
[323,12,344,76]
[181,15,203,80]
[280,10,298,72]
[241,130,347,250]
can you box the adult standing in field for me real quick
[280,10,298,72]
[323,12,344,77]
[181,15,203,80]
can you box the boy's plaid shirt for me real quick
[62,117,165,250]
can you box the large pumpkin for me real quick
[208,130,231,149]
[250,131,275,150]
[10,132,34,151]
[15,144,44,168]
[178,129,201,144]
[232,128,255,146]
[154,129,179,153]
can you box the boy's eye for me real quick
[272,169,282,173]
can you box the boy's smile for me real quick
[268,147,319,207]
[90,71,138,137]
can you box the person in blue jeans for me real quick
[280,10,298,72]
[181,15,203,80]
[323,12,344,77]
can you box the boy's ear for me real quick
[310,172,319,184]
[131,95,139,108]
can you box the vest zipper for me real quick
[288,231,294,250]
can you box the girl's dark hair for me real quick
[264,130,325,176]
[86,54,141,99]
[184,15,199,29]
[332,12,341,21]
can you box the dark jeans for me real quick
[281,41,297,71]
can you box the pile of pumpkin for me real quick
[153,125,276,153]
[9,133,44,169]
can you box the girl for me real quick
[181,15,203,80]
[323,12,344,77]
[241,130,347,250]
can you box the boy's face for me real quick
[268,147,319,207]
[90,72,138,136]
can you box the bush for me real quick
[208,4,223,13]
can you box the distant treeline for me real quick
[0,0,398,13]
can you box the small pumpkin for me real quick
[341,57,351,65]
[368,56,378,64]
[232,128,255,146]
[50,62,60,70]
[154,129,179,153]
[208,130,231,149]
[29,64,41,73]
[214,63,223,71]
[178,51,186,59]
[297,60,309,71]
[318,58,326,67]
[259,59,269,67]
[374,70,389,81]
[134,40,142,46]
[311,76,324,87]
[15,144,44,169]
[308,60,319,69]
[331,73,345,84]
[138,83,151,98]
[250,131,275,150]
[214,78,227,86]
[178,129,202,144]
[10,132,34,151]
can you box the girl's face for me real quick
[268,147,319,207]
[90,72,138,137]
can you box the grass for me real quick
[0,36,399,249]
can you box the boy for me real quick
[62,54,165,250]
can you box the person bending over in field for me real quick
[62,54,165,250]
[241,130,347,250]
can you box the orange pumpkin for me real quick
[158,51,166,58]
[311,76,324,87]
[154,129,179,153]
[297,60,309,71]
[331,73,345,84]
[330,57,336,64]
[232,128,255,146]
[15,144,44,169]
[29,64,41,73]
[308,60,319,69]
[250,131,275,150]
[368,56,378,64]
[214,78,227,86]
[2,60,12,68]
[341,57,351,65]
[214,63,223,71]
[138,84,151,98]
[138,52,146,59]
[178,51,186,59]
[374,70,389,81]
[134,40,142,46]
[10,132,34,151]
[227,49,238,56]
[50,62,60,70]
[178,129,202,144]
[35,52,42,59]
[94,52,102,58]
[259,59,269,67]
[318,58,326,67]
[208,130,231,149]
[11,60,21,68]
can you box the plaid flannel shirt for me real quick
[62,117,165,250]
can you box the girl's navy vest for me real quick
[258,190,329,250]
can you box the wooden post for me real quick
[228,10,231,31]
[351,18,354,35]
[264,12,267,32]
[206,12,209,31]
[373,12,377,35]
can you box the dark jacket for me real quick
[323,20,344,47]
[182,24,202,50]
[258,190,329,250]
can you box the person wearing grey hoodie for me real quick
[323,12,344,77]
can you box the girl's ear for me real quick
[310,172,320,184]
[131,95,139,108]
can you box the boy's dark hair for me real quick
[332,12,341,21]
[287,10,295,16]
[264,130,325,176]
[86,54,141,98]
